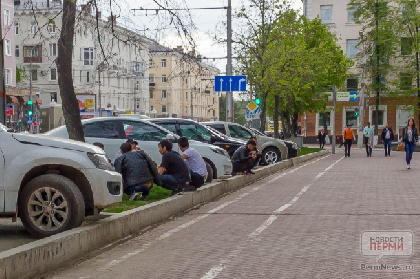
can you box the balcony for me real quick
[24,56,42,63]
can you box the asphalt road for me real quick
[43,148,420,279]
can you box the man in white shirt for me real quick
[178,137,208,188]
[363,122,374,157]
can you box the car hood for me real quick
[12,133,103,154]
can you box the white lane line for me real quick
[201,155,344,279]
[98,156,331,272]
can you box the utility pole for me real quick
[358,31,367,148]
[332,85,337,154]
[226,0,233,122]
[133,77,136,114]
[98,68,102,117]
[0,21,5,125]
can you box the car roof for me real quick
[148,118,196,123]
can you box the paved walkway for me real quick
[45,148,420,279]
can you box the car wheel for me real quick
[19,174,85,238]
[205,161,214,183]
[262,147,281,165]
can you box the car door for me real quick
[83,120,124,161]
[0,141,4,212]
[228,124,253,140]
[120,119,169,164]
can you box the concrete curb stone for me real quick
[0,150,329,279]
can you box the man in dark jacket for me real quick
[114,143,161,201]
[381,122,394,157]
[317,129,327,149]
[231,140,258,175]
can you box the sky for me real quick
[117,0,303,73]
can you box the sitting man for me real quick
[112,138,139,165]
[231,140,258,175]
[178,137,208,188]
[114,143,161,201]
[158,139,192,195]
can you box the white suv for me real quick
[46,117,233,180]
[0,123,122,238]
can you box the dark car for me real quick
[147,118,246,157]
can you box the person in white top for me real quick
[178,137,208,188]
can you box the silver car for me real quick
[201,121,289,164]
[45,117,232,180]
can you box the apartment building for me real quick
[149,42,219,121]
[302,0,416,139]
[14,0,151,121]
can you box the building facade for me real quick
[302,0,416,140]
[149,42,219,121]
[14,0,151,124]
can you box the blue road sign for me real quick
[27,116,33,125]
[6,105,13,109]
[349,91,358,102]
[214,75,247,92]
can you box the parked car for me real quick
[0,122,122,238]
[117,114,150,119]
[147,118,246,157]
[201,121,290,164]
[250,127,298,158]
[45,117,232,181]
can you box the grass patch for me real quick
[299,146,322,156]
[103,185,172,213]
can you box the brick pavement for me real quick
[46,149,420,279]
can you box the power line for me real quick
[131,7,227,12]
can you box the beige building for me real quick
[149,42,219,121]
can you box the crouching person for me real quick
[231,140,258,175]
[178,137,208,188]
[158,140,192,195]
[114,143,161,201]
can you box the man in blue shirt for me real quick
[178,137,208,188]
[363,122,374,157]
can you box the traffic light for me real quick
[319,114,323,120]
[354,108,359,117]
[255,98,261,105]
[27,99,33,116]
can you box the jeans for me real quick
[232,158,254,174]
[190,171,205,188]
[319,139,325,149]
[364,137,371,156]
[125,184,152,196]
[344,139,353,157]
[160,174,180,192]
[384,138,391,156]
[405,141,415,164]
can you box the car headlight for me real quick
[87,153,114,171]
[210,147,230,158]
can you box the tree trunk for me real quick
[273,95,279,138]
[416,25,420,127]
[57,0,85,142]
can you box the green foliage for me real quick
[218,96,248,125]
[16,66,28,83]
[299,147,322,156]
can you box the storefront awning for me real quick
[23,96,42,105]
[6,95,19,104]
[6,87,30,97]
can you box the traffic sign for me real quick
[336,91,358,102]
[214,75,247,92]
[245,102,261,120]
[5,105,13,116]
[27,116,33,125]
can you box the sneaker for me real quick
[247,170,255,174]
[140,194,148,201]
[171,189,183,196]
[129,192,139,201]
[407,164,410,169]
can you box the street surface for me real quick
[40,148,420,278]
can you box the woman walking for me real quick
[402,118,418,169]
[343,124,356,157]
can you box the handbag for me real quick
[397,141,405,151]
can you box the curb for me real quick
[0,150,329,279]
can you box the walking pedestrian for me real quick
[381,122,394,157]
[363,122,374,157]
[178,137,208,188]
[114,143,161,201]
[343,124,356,157]
[157,139,192,195]
[317,129,327,149]
[231,140,258,175]
[402,118,418,169]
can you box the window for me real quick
[161,59,166,68]
[15,45,19,57]
[14,22,18,34]
[162,105,167,113]
[48,23,56,33]
[345,110,357,127]
[121,120,168,141]
[4,40,11,56]
[136,80,140,90]
[400,72,413,90]
[83,121,119,138]
[161,75,167,83]
[149,91,153,98]
[347,5,358,23]
[186,92,188,100]
[397,105,414,130]
[31,69,37,81]
[347,78,358,91]
[49,43,57,56]
[320,5,333,23]
[83,47,94,65]
[318,112,331,128]
[51,92,58,103]
[371,110,385,127]
[401,37,413,55]
[158,123,178,134]
[161,90,167,98]
[86,71,90,83]
[149,74,155,83]
[30,21,37,34]
[50,68,57,81]
[229,124,252,138]
[346,39,359,58]
[4,10,10,26]
[133,62,142,72]
[79,70,82,83]
[208,124,226,135]
[149,59,153,68]
[5,69,12,85]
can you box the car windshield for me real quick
[0,123,7,132]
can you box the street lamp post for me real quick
[358,31,367,148]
